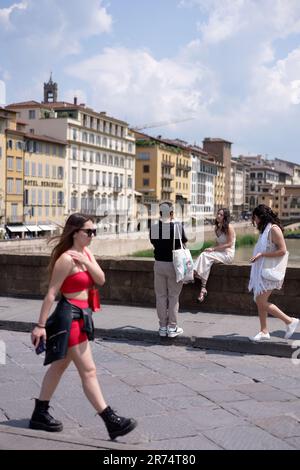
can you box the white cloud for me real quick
[66,47,218,124]
[197,0,247,44]
[0,0,112,56]
[0,1,27,30]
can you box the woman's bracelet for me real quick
[35,323,46,329]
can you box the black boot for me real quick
[99,406,137,440]
[29,399,63,432]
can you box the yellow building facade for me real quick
[23,134,67,229]
[135,133,191,211]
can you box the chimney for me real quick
[74,97,77,105]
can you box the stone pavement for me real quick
[1,297,300,450]
[1,329,300,450]
[0,297,300,358]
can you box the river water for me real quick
[234,239,300,267]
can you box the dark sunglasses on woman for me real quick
[79,228,97,237]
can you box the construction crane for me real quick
[132,117,194,131]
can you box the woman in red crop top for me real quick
[30,213,137,440]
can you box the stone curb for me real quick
[0,320,294,359]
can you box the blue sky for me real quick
[1,0,300,164]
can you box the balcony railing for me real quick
[161,174,174,180]
[88,184,98,192]
[176,163,192,172]
[161,161,175,168]
[161,186,174,193]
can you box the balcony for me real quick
[161,161,175,168]
[177,163,192,172]
[113,185,122,194]
[88,184,98,192]
[161,186,174,193]
[161,173,174,180]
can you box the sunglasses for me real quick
[79,228,97,237]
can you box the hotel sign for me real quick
[25,180,63,188]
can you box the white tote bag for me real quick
[261,251,289,282]
[172,223,194,284]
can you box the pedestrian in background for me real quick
[249,204,299,341]
[193,208,236,302]
[150,203,187,338]
[30,212,137,440]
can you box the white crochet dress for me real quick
[248,224,284,299]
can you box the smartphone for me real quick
[35,338,46,355]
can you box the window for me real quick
[32,189,36,204]
[57,192,64,206]
[7,156,13,170]
[128,176,132,188]
[29,110,36,119]
[71,196,78,211]
[72,128,77,140]
[143,178,149,186]
[24,161,29,176]
[52,166,56,179]
[31,162,36,177]
[82,169,87,185]
[45,164,50,178]
[96,171,100,186]
[143,165,149,173]
[89,170,93,185]
[72,167,77,184]
[72,147,77,160]
[57,167,64,179]
[96,152,101,164]
[102,172,106,186]
[45,190,49,205]
[38,189,42,205]
[138,152,150,160]
[7,178,14,193]
[24,189,29,205]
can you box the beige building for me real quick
[8,76,136,234]
[134,133,191,212]
[203,138,232,209]
[211,158,226,213]
[230,159,247,217]
[5,125,26,228]
[23,133,67,230]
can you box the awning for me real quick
[39,225,56,231]
[6,225,28,233]
[25,225,42,232]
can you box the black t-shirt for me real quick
[150,220,188,262]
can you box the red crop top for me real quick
[60,250,94,294]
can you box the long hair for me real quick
[215,208,231,235]
[252,204,283,233]
[48,213,93,276]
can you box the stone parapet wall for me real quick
[0,254,299,316]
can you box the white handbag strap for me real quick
[173,222,184,250]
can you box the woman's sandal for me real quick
[197,288,207,303]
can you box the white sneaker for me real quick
[250,331,270,342]
[158,326,167,337]
[284,318,299,340]
[167,326,184,338]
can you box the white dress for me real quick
[248,223,284,299]
[193,231,236,281]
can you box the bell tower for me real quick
[43,73,58,103]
